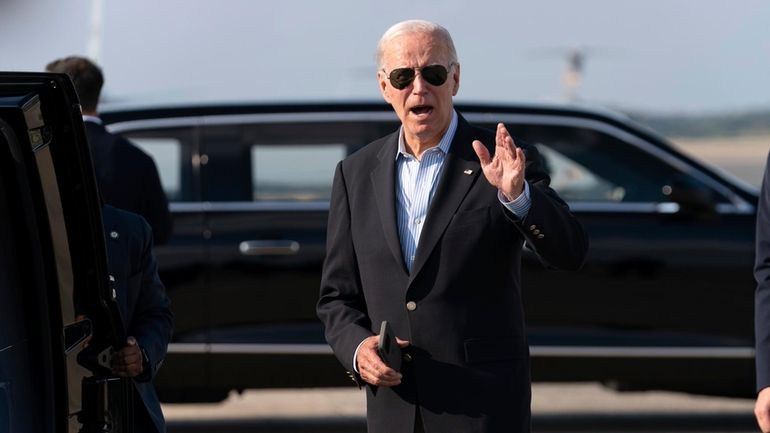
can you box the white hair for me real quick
[376,19,458,69]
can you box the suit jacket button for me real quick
[406,301,417,311]
[532,229,540,235]
[529,224,537,231]
[403,353,413,362]
[537,234,545,239]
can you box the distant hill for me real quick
[622,108,770,138]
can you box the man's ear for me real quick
[451,63,461,96]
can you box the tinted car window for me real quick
[123,127,197,201]
[132,137,184,201]
[199,120,386,202]
[252,144,346,201]
[0,125,47,432]
[505,123,731,204]
[536,144,622,202]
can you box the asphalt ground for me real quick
[163,384,758,421]
[163,384,759,432]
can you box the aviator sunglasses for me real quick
[383,64,453,90]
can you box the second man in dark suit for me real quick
[103,204,173,433]
[317,19,588,433]
[46,56,173,245]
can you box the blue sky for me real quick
[2,0,769,113]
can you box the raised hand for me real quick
[472,123,526,201]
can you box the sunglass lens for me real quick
[421,65,448,86]
[387,65,449,89]
[389,68,415,90]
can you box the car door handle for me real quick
[239,240,300,256]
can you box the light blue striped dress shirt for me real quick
[395,111,531,272]
[395,113,458,272]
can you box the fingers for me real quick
[395,337,410,348]
[515,146,526,169]
[111,337,144,377]
[475,123,519,166]
[496,122,507,148]
[472,140,491,166]
[356,336,402,387]
[474,123,526,197]
[496,123,519,161]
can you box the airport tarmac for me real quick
[163,383,756,420]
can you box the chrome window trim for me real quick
[199,111,400,126]
[530,345,754,359]
[170,201,330,213]
[167,342,754,359]
[168,343,333,355]
[169,200,751,215]
[568,201,751,215]
[107,111,400,134]
[107,109,754,215]
[107,116,200,133]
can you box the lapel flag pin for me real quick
[463,169,473,175]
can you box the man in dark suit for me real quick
[103,204,173,433]
[755,152,770,432]
[317,20,588,433]
[46,56,173,245]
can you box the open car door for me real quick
[0,72,132,432]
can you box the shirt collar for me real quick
[396,110,458,160]
[82,115,102,125]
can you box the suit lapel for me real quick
[409,117,481,281]
[370,133,409,275]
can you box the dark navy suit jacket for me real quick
[756,152,770,392]
[317,115,588,433]
[103,205,173,432]
[87,121,173,245]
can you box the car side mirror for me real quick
[662,176,718,219]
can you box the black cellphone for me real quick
[377,320,402,372]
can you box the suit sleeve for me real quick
[756,152,770,392]
[131,219,173,382]
[507,141,589,271]
[316,162,374,372]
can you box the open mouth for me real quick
[410,105,433,116]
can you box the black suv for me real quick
[1,73,134,432]
[102,102,758,402]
